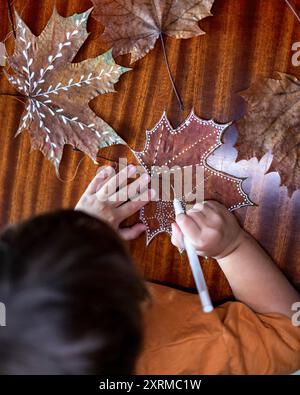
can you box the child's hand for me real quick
[75,165,155,240]
[173,201,300,317]
[171,201,245,259]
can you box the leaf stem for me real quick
[7,0,16,39]
[285,0,300,23]
[159,33,184,111]
[0,92,25,104]
[0,92,23,98]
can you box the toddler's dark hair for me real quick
[0,210,148,374]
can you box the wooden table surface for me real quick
[0,0,300,302]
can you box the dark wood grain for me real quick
[0,0,300,302]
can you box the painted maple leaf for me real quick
[236,73,300,197]
[132,110,253,244]
[91,0,214,63]
[4,8,129,172]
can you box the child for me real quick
[0,165,299,374]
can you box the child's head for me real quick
[0,210,148,374]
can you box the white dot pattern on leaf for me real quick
[132,110,253,245]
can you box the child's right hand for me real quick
[171,201,246,259]
[172,201,300,318]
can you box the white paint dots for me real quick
[132,112,252,242]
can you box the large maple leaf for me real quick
[4,8,129,172]
[132,110,253,244]
[91,0,214,63]
[236,73,300,197]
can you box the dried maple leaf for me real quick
[91,0,215,109]
[4,8,129,172]
[132,110,253,244]
[236,73,300,197]
[92,0,214,62]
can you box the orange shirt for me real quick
[136,283,300,374]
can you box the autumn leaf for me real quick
[91,0,215,109]
[132,110,253,244]
[4,8,129,172]
[92,0,214,62]
[235,73,300,197]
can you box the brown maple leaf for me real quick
[236,73,300,197]
[132,110,253,244]
[91,0,214,62]
[91,0,215,110]
[4,8,129,172]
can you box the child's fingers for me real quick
[175,213,202,242]
[188,202,206,214]
[97,165,136,200]
[188,201,228,226]
[203,200,227,213]
[126,172,151,200]
[115,165,137,190]
[131,187,155,203]
[117,188,155,221]
[186,205,207,224]
[171,223,184,249]
[109,172,150,207]
[187,202,217,219]
[119,223,146,240]
[197,201,230,226]
[85,166,114,195]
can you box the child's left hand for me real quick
[75,165,155,240]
